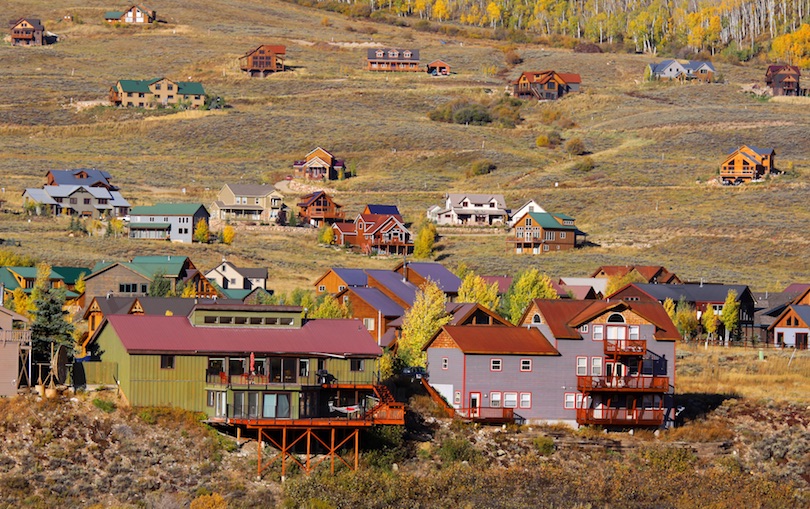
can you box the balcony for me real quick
[604,339,646,356]
[1,330,31,343]
[577,375,669,392]
[576,407,665,426]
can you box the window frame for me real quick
[520,359,532,372]
[576,356,588,376]
[503,392,518,408]
[160,355,175,370]
[490,358,502,372]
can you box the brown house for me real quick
[240,45,286,77]
[332,212,413,255]
[336,287,404,346]
[426,60,450,76]
[766,64,802,96]
[297,190,344,227]
[83,256,219,300]
[591,266,681,285]
[367,48,420,72]
[293,147,346,181]
[720,145,775,184]
[104,5,156,24]
[509,211,584,254]
[511,70,581,100]
[9,18,44,46]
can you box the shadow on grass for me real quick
[674,392,739,424]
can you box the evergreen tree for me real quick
[31,288,74,362]
[148,269,172,297]
[398,279,450,368]
[720,290,740,345]
[501,269,558,324]
[457,272,500,311]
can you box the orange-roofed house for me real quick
[510,70,581,100]
[240,44,286,76]
[591,265,681,285]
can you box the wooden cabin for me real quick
[720,145,775,184]
[426,60,450,76]
[240,45,286,77]
[297,190,344,226]
[293,147,345,181]
[766,65,802,96]
[511,70,581,100]
[9,18,44,46]
[509,211,582,254]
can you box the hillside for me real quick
[1,0,809,291]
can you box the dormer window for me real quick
[403,51,412,58]
[388,50,398,58]
[375,50,384,58]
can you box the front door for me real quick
[469,392,480,418]
[797,333,808,350]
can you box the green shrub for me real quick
[92,398,116,413]
[467,159,496,177]
[453,104,491,125]
[438,437,480,463]
[532,435,555,456]
[572,157,595,172]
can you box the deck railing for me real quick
[454,407,515,421]
[0,330,32,343]
[577,375,669,392]
[604,339,646,356]
[576,407,665,426]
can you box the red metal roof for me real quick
[99,315,382,356]
[429,325,558,355]
[530,300,599,339]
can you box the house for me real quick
[336,287,404,346]
[104,5,156,23]
[393,261,461,299]
[720,145,775,183]
[110,78,206,109]
[509,211,585,254]
[508,199,546,227]
[293,147,346,181]
[367,48,420,72]
[768,306,810,349]
[0,266,78,302]
[755,284,810,342]
[240,45,286,76]
[510,71,581,100]
[591,266,681,285]
[204,260,268,292]
[427,193,508,226]
[83,255,219,300]
[558,277,608,299]
[314,268,368,295]
[22,185,130,218]
[9,18,44,46]
[608,283,756,340]
[46,169,118,190]
[331,209,413,255]
[209,184,286,222]
[128,203,209,243]
[647,60,715,82]
[297,191,345,227]
[426,60,450,76]
[765,64,802,96]
[0,306,31,397]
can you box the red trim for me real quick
[520,358,532,372]
[489,391,502,408]
[490,358,502,371]
[519,392,532,409]
[563,392,576,410]
[576,356,588,376]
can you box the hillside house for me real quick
[367,48,420,72]
[240,45,286,76]
[331,211,413,256]
[769,306,810,349]
[128,203,209,243]
[297,191,344,227]
[204,260,268,292]
[293,147,346,181]
[210,184,286,222]
[22,185,130,218]
[9,18,44,46]
[508,199,545,227]
[83,255,219,300]
[646,60,715,82]
[110,78,205,109]
[426,60,450,76]
[314,268,368,295]
[0,306,31,397]
[336,287,404,346]
[720,145,775,183]
[510,71,581,100]
[427,193,508,226]
[104,5,156,23]
[0,267,79,302]
[765,64,802,96]
[45,169,118,189]
[509,211,585,254]
[393,261,461,299]
[591,266,681,285]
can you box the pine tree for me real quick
[398,279,450,367]
[148,269,172,297]
[31,288,74,362]
[501,269,558,324]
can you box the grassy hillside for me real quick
[1,0,809,291]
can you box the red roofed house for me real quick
[293,147,346,181]
[240,44,286,77]
[720,145,775,184]
[591,265,681,285]
[426,60,450,76]
[297,190,344,227]
[766,64,801,96]
[331,207,413,255]
[510,70,581,100]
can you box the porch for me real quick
[576,407,665,426]
[577,375,669,392]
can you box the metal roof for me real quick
[366,270,418,306]
[349,287,405,317]
[130,203,208,216]
[426,325,559,355]
[401,262,461,293]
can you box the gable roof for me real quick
[364,204,401,216]
[446,193,507,209]
[116,78,205,96]
[130,203,208,216]
[366,269,418,306]
[612,283,750,304]
[396,262,461,293]
[343,287,404,317]
[523,211,576,230]
[95,315,381,356]
[243,44,286,57]
[47,169,114,188]
[424,325,559,355]
[298,190,340,208]
[223,183,277,197]
[332,268,368,287]
[10,18,43,30]
[367,48,420,61]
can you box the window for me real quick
[490,358,502,371]
[576,357,588,376]
[629,326,640,340]
[607,313,625,323]
[70,198,77,205]
[503,393,518,408]
[544,231,555,241]
[579,324,589,333]
[338,285,346,292]
[520,359,532,372]
[168,84,174,90]
[543,245,549,251]
[318,285,326,292]
[119,283,139,293]
[350,359,364,372]
[592,325,604,340]
[525,217,532,226]
[564,393,575,409]
[155,84,161,90]
[532,313,542,324]
[442,357,448,370]
[83,198,91,205]
[140,284,148,293]
[560,232,566,239]
[204,316,217,324]
[299,359,310,377]
[520,393,531,409]
[160,355,175,369]
[591,357,603,376]
[363,318,375,331]
[490,392,501,407]
[262,393,290,418]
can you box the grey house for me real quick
[128,203,209,243]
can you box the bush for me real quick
[467,159,496,177]
[504,49,523,65]
[532,436,555,456]
[564,137,587,156]
[190,492,227,509]
[453,104,491,125]
[92,398,116,413]
[572,156,595,172]
[574,42,603,53]
[438,437,480,464]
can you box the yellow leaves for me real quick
[433,0,450,21]
[221,225,236,245]
[769,23,810,66]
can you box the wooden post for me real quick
[330,428,336,474]
[354,429,359,471]
[306,428,312,474]
[282,427,287,480]
[256,429,263,478]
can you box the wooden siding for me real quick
[0,341,22,397]
[94,325,132,398]
[85,265,150,299]
[130,355,208,410]
[314,270,350,294]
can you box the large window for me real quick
[269,357,297,383]
[503,393,518,408]
[262,393,291,418]
[490,392,501,407]
[233,391,260,418]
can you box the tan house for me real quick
[293,147,346,181]
[110,78,206,109]
[720,145,775,184]
[210,183,286,222]
[104,5,156,24]
[240,45,286,76]
[9,18,44,46]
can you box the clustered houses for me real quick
[8,18,45,46]
[104,5,157,24]
[128,203,209,243]
[510,70,581,100]
[427,193,509,226]
[646,60,716,82]
[209,184,287,222]
[22,169,130,218]
[293,147,346,181]
[331,205,413,255]
[297,190,344,227]
[720,145,776,184]
[240,45,286,76]
[765,64,802,96]
[110,78,206,109]
[367,48,420,72]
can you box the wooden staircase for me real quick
[420,378,456,418]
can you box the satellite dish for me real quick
[51,345,69,385]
